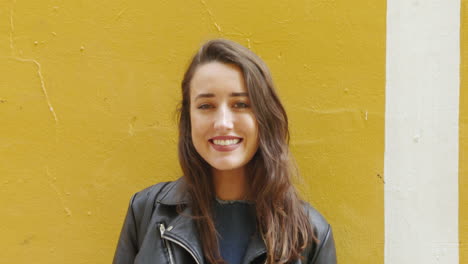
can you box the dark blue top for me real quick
[213,198,256,264]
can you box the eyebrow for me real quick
[194,92,249,100]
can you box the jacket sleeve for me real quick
[311,225,337,264]
[113,193,138,264]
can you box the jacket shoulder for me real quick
[302,202,337,263]
[130,181,174,215]
[113,180,175,263]
[303,202,331,241]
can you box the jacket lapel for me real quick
[163,205,205,264]
[242,232,267,264]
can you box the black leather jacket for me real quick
[113,178,337,264]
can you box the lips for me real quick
[209,136,243,152]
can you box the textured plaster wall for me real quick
[0,1,385,263]
[461,1,468,263]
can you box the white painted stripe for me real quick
[385,1,460,263]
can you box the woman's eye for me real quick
[233,102,249,108]
[197,104,212,110]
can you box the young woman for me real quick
[113,39,336,264]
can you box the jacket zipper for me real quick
[159,223,175,264]
[159,223,201,264]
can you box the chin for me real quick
[209,159,245,172]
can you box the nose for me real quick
[213,105,234,131]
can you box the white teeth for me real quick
[213,139,240,146]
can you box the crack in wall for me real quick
[8,0,58,124]
[9,0,16,56]
[12,57,58,123]
[115,8,127,20]
[46,167,72,217]
[200,0,222,33]
[222,28,255,48]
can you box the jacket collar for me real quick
[156,177,267,263]
[157,177,191,205]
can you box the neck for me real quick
[212,167,247,200]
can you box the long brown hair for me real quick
[177,39,316,264]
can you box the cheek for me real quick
[253,124,259,142]
[246,115,259,138]
[190,112,207,141]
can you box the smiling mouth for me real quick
[210,138,242,146]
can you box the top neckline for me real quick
[215,197,254,205]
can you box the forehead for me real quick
[190,62,246,97]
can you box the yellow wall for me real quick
[461,1,468,262]
[0,1,385,263]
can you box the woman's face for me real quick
[190,62,259,173]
